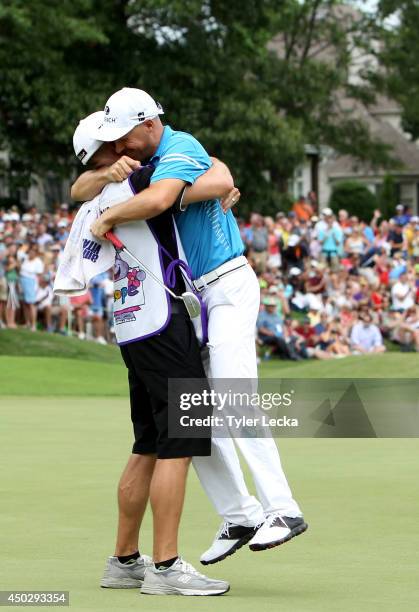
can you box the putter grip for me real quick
[105,231,124,250]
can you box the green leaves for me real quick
[0,0,400,213]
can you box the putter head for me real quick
[182,292,201,318]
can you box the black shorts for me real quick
[119,311,211,459]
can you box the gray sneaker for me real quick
[100,554,153,588]
[140,557,230,596]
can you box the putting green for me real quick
[1,396,418,611]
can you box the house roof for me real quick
[326,111,419,179]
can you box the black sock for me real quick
[155,556,178,570]
[117,551,140,565]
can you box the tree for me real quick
[329,180,377,221]
[377,174,397,218]
[0,0,152,193]
[0,0,397,215]
[375,1,419,139]
[129,0,395,213]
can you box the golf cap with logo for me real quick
[73,111,104,165]
[89,88,164,142]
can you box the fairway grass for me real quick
[1,397,418,611]
[1,352,418,395]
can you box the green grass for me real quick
[0,329,120,363]
[260,353,419,378]
[1,330,418,396]
[1,397,418,611]
[1,331,418,609]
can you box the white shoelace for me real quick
[265,512,288,528]
[178,558,205,578]
[215,521,231,539]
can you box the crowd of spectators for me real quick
[0,197,418,358]
[0,204,113,344]
[243,199,419,360]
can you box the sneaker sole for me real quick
[249,522,308,552]
[141,584,230,596]
[200,532,255,566]
[100,577,143,589]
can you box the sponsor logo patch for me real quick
[77,148,87,161]
[82,239,102,262]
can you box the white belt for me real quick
[192,256,248,292]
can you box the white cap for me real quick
[73,111,104,165]
[322,207,333,216]
[88,88,164,142]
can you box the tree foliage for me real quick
[376,0,419,139]
[377,173,397,218]
[0,0,399,213]
[329,180,377,221]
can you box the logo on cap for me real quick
[77,149,87,161]
[138,111,145,120]
[105,105,110,115]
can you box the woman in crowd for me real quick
[19,245,44,331]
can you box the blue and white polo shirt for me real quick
[150,125,244,279]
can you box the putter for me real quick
[105,231,201,319]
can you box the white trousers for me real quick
[192,262,301,526]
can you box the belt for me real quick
[192,256,248,292]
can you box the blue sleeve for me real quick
[257,312,267,330]
[150,134,211,185]
[364,227,374,242]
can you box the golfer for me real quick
[73,88,307,566]
[70,112,237,595]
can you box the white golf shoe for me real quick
[200,522,257,565]
[249,514,307,551]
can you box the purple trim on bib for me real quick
[164,259,208,345]
[116,183,207,345]
[165,259,194,289]
[116,175,172,345]
[127,172,136,195]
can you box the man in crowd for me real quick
[257,296,300,360]
[350,312,386,354]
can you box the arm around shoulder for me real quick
[70,167,110,201]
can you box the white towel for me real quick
[53,197,114,296]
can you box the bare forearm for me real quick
[101,179,185,227]
[71,168,110,201]
[182,158,234,205]
[71,156,141,202]
[104,193,168,225]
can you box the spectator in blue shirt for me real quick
[317,209,343,271]
[392,204,411,227]
[257,297,299,360]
